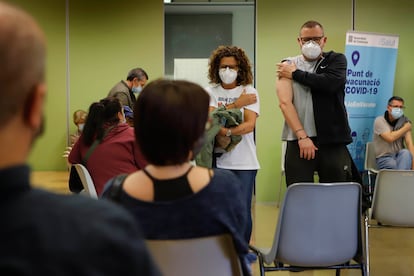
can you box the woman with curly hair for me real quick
[206,45,260,247]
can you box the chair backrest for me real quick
[364,142,378,173]
[371,169,414,226]
[146,235,243,276]
[267,183,361,267]
[73,164,98,199]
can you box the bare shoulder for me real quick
[123,170,154,201]
[188,166,213,193]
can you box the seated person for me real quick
[70,109,87,146]
[102,79,251,275]
[0,2,159,275]
[373,96,414,170]
[69,97,146,195]
[108,67,148,109]
[62,109,87,167]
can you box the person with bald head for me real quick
[0,2,160,275]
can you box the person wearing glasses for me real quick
[276,20,357,186]
[373,96,414,170]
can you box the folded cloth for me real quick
[195,106,242,168]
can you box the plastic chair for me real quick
[365,169,414,273]
[364,142,379,199]
[251,182,368,276]
[146,235,243,276]
[370,169,414,226]
[73,164,98,199]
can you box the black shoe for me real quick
[289,267,305,272]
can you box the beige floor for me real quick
[252,203,414,276]
[31,171,414,276]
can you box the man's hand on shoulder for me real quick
[277,61,297,80]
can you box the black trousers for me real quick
[285,139,353,187]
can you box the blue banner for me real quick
[344,31,399,170]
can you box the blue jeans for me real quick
[376,149,412,170]
[230,169,257,244]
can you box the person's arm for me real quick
[218,109,257,136]
[70,132,80,147]
[113,91,129,107]
[68,137,82,165]
[276,72,317,160]
[209,90,257,137]
[380,121,412,143]
[403,131,414,169]
[224,89,257,110]
[278,53,347,96]
[94,204,162,276]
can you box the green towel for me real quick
[195,106,242,168]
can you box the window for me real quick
[164,1,255,86]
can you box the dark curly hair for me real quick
[207,45,253,85]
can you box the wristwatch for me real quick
[225,128,232,137]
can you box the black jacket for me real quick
[1,165,161,276]
[292,51,352,145]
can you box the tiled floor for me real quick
[31,171,414,276]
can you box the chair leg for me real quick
[364,213,370,276]
[336,268,340,276]
[367,171,371,192]
[257,254,265,276]
[366,171,372,203]
[277,174,283,208]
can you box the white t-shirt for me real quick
[205,84,260,170]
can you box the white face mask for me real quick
[78,123,84,132]
[219,67,238,84]
[301,41,322,60]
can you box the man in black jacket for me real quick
[276,20,356,186]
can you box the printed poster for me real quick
[344,31,399,170]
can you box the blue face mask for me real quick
[391,107,403,119]
[132,85,142,94]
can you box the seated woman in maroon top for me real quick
[69,97,146,195]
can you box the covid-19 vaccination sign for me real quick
[344,31,399,170]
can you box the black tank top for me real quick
[142,166,194,201]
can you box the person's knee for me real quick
[377,156,397,169]
[399,149,412,159]
[397,149,412,169]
